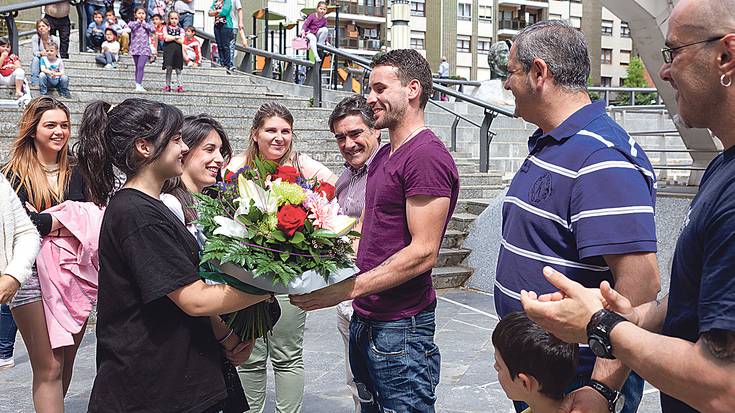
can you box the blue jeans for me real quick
[0,304,17,359]
[31,56,41,85]
[178,12,194,29]
[95,51,116,66]
[213,24,234,69]
[349,307,440,413]
[229,28,238,69]
[513,371,644,413]
[39,73,70,95]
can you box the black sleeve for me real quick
[12,183,54,236]
[121,222,200,304]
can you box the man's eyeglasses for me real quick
[334,128,366,141]
[661,35,724,63]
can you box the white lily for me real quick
[213,216,248,239]
[237,175,278,215]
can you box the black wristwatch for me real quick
[586,309,626,359]
[588,379,625,413]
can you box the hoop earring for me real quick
[721,74,732,87]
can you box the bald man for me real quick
[520,1,735,412]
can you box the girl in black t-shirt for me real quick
[75,98,270,413]
[1,96,89,413]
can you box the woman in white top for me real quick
[0,174,41,370]
[30,18,60,86]
[228,102,337,413]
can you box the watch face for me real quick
[589,338,607,357]
[614,394,626,413]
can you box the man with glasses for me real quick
[328,94,382,412]
[521,1,735,412]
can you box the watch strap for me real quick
[588,379,620,412]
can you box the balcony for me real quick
[339,38,383,51]
[497,0,548,7]
[498,19,527,30]
[339,3,386,17]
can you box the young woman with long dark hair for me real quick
[75,99,270,413]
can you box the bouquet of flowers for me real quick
[193,157,359,341]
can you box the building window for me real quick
[549,13,562,20]
[621,21,631,38]
[457,35,471,53]
[499,10,513,21]
[410,0,425,17]
[619,77,627,87]
[570,16,581,29]
[601,48,613,64]
[478,38,492,54]
[601,76,612,87]
[410,30,425,50]
[479,5,492,21]
[601,19,613,36]
[458,3,472,21]
[620,49,631,65]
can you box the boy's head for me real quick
[93,11,104,24]
[492,312,578,401]
[45,41,58,58]
[104,28,117,42]
[152,14,163,25]
[185,26,196,37]
[105,10,116,22]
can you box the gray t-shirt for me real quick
[174,0,195,14]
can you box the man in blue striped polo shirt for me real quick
[495,20,661,413]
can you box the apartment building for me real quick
[192,0,632,86]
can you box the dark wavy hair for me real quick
[371,49,433,109]
[162,114,232,224]
[75,98,184,206]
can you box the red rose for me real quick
[313,182,336,201]
[272,165,300,183]
[277,204,308,237]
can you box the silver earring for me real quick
[721,74,732,87]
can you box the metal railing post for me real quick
[451,116,460,152]
[314,62,322,107]
[2,11,18,53]
[630,90,635,106]
[332,5,340,90]
[71,0,86,52]
[479,109,498,173]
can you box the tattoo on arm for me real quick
[702,330,735,362]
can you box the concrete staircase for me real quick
[1,40,508,289]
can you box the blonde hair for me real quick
[244,102,295,167]
[2,96,72,210]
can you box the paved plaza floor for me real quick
[1,288,662,412]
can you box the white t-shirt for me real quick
[231,0,242,28]
[102,41,120,56]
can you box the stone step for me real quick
[458,173,503,186]
[458,199,494,216]
[448,212,479,232]
[431,266,473,289]
[441,229,468,249]
[458,185,505,200]
[437,248,471,267]
[53,75,269,94]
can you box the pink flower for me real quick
[303,191,339,229]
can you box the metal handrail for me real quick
[1,0,87,54]
[193,29,323,107]
[317,42,515,172]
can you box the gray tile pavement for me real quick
[0,288,662,412]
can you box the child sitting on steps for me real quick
[38,41,70,98]
[182,26,201,67]
[95,28,120,68]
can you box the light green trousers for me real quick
[238,294,306,413]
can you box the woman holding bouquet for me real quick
[75,98,271,413]
[226,102,337,413]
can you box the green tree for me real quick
[621,56,657,105]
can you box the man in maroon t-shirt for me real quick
[291,49,459,412]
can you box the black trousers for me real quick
[44,15,71,58]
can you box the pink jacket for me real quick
[36,201,105,349]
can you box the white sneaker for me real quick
[0,357,14,371]
[135,84,146,92]
[104,64,112,69]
